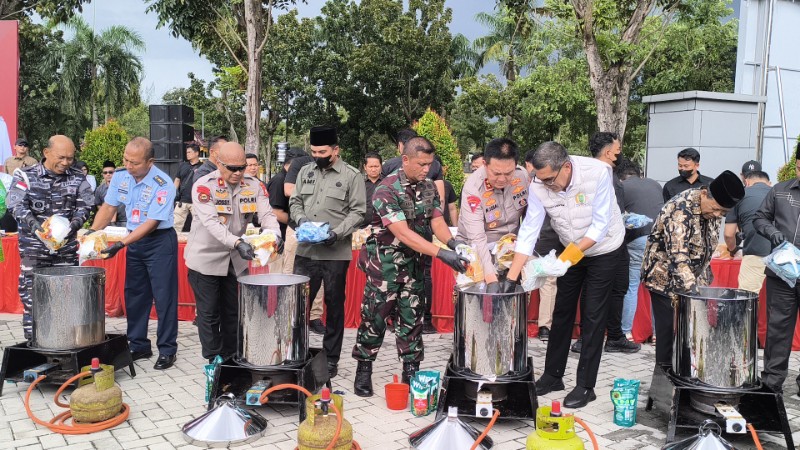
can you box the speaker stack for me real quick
[149,104,195,179]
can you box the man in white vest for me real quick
[504,141,624,408]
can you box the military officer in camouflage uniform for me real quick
[289,125,366,379]
[352,136,469,397]
[6,135,94,339]
[456,138,528,287]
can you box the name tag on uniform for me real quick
[131,209,141,223]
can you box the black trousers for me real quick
[578,245,629,340]
[649,290,674,367]
[422,254,433,323]
[294,256,350,366]
[188,263,239,359]
[762,275,800,391]
[544,245,621,388]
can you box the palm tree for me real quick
[54,16,145,129]
[450,33,479,80]
[472,3,539,83]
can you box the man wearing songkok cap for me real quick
[289,125,366,379]
[753,144,800,394]
[642,170,744,371]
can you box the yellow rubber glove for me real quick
[558,242,584,266]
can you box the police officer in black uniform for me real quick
[6,135,94,339]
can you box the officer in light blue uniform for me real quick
[90,137,179,370]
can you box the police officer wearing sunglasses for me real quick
[185,142,282,363]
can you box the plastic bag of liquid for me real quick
[610,378,640,427]
[204,355,224,403]
[454,244,483,288]
[622,212,653,229]
[521,250,571,291]
[764,241,800,287]
[78,231,110,265]
[491,233,516,270]
[243,229,280,267]
[36,215,71,252]
[296,221,331,243]
[410,370,441,417]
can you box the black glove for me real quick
[69,220,83,234]
[236,241,256,260]
[446,238,468,251]
[437,249,470,273]
[485,282,501,294]
[25,216,44,234]
[275,235,285,254]
[321,230,337,246]
[84,228,97,236]
[770,231,786,248]
[297,217,310,227]
[499,278,520,294]
[101,241,125,258]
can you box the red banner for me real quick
[0,21,19,167]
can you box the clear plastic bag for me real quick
[622,212,653,229]
[763,241,800,287]
[521,249,571,292]
[491,233,516,270]
[455,244,483,288]
[36,215,71,252]
[296,221,330,243]
[78,231,109,265]
[243,229,280,267]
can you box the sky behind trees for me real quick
[68,0,493,101]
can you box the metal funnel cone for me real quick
[409,407,493,450]
[182,394,268,447]
[662,420,736,450]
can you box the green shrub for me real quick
[81,120,128,177]
[777,161,795,183]
[413,108,465,196]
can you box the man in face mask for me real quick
[662,148,713,203]
[289,125,367,380]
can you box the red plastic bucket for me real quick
[385,375,409,410]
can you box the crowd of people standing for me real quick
[4,125,800,406]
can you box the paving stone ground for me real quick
[1,313,798,449]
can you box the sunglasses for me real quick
[532,163,566,186]
[219,161,246,173]
[102,170,115,174]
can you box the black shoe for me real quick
[153,354,176,370]
[192,318,197,326]
[422,322,437,335]
[563,386,596,408]
[131,350,153,361]
[354,361,373,397]
[328,363,338,379]
[571,338,582,353]
[309,319,326,335]
[796,378,800,397]
[402,361,420,384]
[538,327,550,341]
[535,374,565,396]
[604,336,641,353]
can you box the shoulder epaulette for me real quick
[153,175,167,186]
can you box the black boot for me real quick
[402,361,420,384]
[354,361,373,397]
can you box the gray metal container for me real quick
[31,266,106,350]
[453,285,528,379]
[674,287,758,388]
[236,274,309,367]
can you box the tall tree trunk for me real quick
[243,0,268,152]
[91,65,98,129]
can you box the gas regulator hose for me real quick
[24,372,130,435]
[574,416,600,450]
[747,423,764,450]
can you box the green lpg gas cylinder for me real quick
[526,402,585,450]
[297,388,352,450]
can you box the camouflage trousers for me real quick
[18,236,78,339]
[352,250,424,363]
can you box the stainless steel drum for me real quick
[674,287,758,389]
[237,274,309,367]
[31,266,106,350]
[453,285,528,379]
